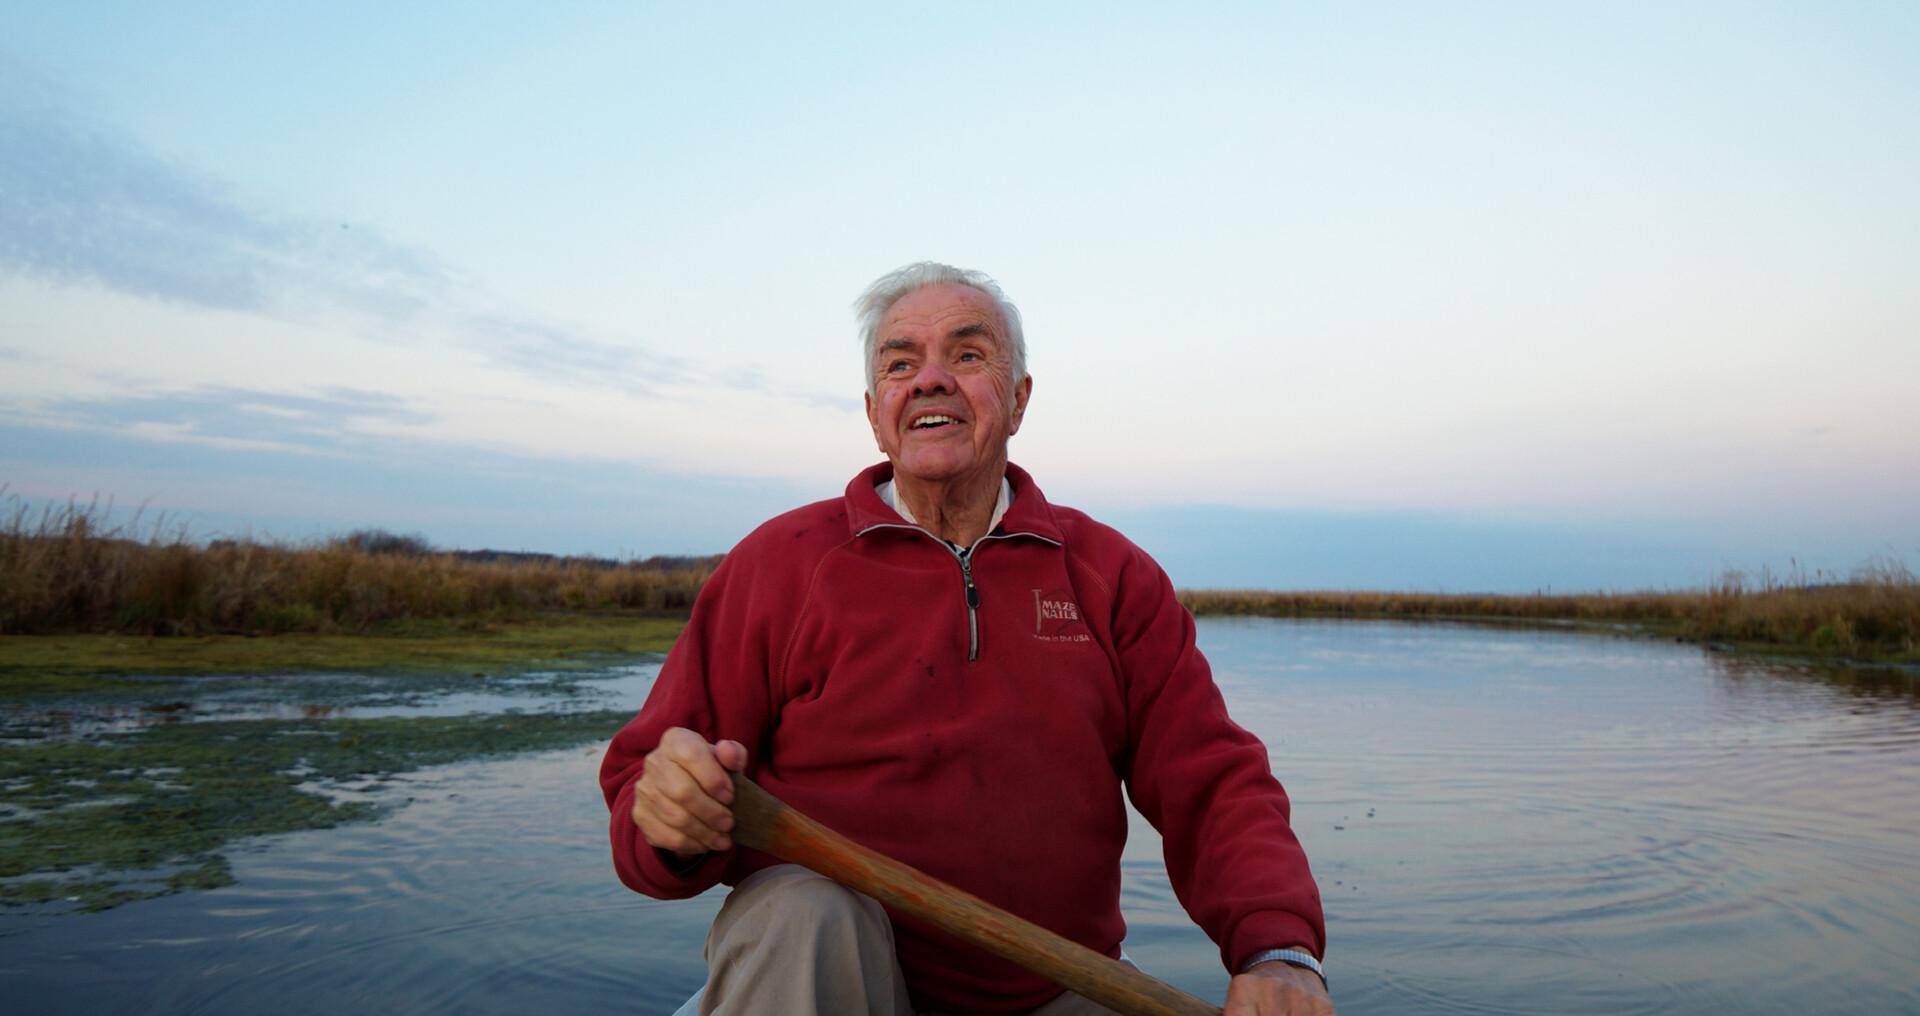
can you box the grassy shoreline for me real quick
[1178,570,1920,666]
[3,586,1911,694]
[4,495,1913,667]
[0,612,689,696]
[3,497,715,638]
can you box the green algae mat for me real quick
[0,612,685,911]
[0,613,688,695]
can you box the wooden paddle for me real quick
[727,773,1223,1016]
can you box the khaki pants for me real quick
[700,865,1126,1016]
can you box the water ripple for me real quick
[6,621,1918,1015]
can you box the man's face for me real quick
[865,283,1032,490]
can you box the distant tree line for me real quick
[335,526,721,573]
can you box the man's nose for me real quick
[910,361,956,396]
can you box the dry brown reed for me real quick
[8,491,1913,662]
[1180,561,1920,662]
[1,496,715,636]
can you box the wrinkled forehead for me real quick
[875,283,1009,351]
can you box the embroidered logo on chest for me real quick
[1031,588,1091,642]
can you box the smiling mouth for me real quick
[910,415,961,430]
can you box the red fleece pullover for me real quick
[601,463,1324,1013]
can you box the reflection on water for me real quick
[1,741,722,1015]
[3,621,1916,1015]
[1199,620,1920,1016]
[1,662,665,740]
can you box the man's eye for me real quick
[887,360,911,373]
[958,351,982,362]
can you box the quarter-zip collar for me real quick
[845,461,1065,545]
[875,476,1012,546]
[847,462,1062,662]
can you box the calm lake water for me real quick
[4,619,1917,1015]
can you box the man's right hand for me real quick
[630,727,749,861]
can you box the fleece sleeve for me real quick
[1095,540,1327,970]
[598,546,788,899]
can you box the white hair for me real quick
[854,262,1027,397]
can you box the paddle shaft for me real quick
[728,775,1223,1016]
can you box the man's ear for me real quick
[1008,375,1033,436]
[865,390,884,451]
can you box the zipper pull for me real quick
[959,550,981,661]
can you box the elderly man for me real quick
[601,263,1333,1016]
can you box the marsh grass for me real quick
[6,489,1912,664]
[1180,559,1920,664]
[0,613,690,698]
[1,495,715,637]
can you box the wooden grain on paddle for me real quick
[728,774,1222,1016]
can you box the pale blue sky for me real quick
[2,3,1915,590]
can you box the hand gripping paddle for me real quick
[727,774,1223,1016]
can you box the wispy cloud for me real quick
[722,361,863,413]
[0,57,446,318]
[0,54,703,397]
[19,385,438,458]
